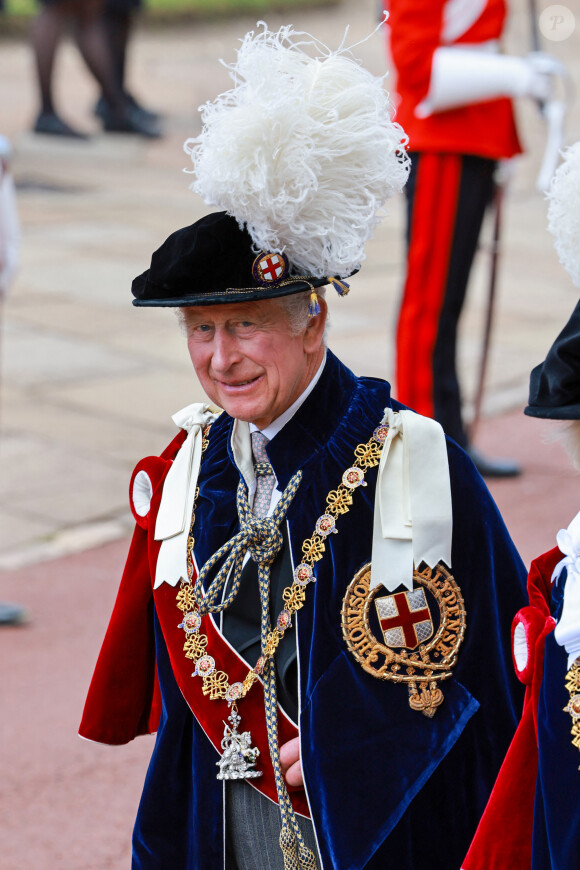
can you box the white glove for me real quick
[553,513,580,669]
[416,48,565,117]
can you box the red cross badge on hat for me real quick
[375,588,434,650]
[252,252,290,286]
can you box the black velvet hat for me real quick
[132,212,339,308]
[524,300,580,419]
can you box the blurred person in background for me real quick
[0,135,26,627]
[463,142,580,870]
[95,0,162,132]
[30,0,161,138]
[384,0,560,477]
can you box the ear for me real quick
[303,295,327,353]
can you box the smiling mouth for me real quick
[219,375,262,389]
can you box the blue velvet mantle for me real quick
[532,564,580,870]
[87,350,527,870]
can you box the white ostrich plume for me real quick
[547,142,580,288]
[185,22,410,278]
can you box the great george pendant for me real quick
[216,706,262,780]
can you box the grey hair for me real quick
[176,308,188,333]
[555,420,580,471]
[273,287,327,336]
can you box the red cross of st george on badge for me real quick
[376,589,434,650]
[252,251,290,286]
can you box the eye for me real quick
[234,321,258,336]
[189,323,213,339]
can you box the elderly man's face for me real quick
[185,297,326,429]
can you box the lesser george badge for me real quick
[341,562,466,717]
[252,251,289,286]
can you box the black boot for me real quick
[95,93,161,125]
[0,601,28,626]
[99,101,163,139]
[33,112,90,139]
[465,446,522,479]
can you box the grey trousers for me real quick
[225,780,321,870]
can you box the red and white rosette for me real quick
[129,457,171,529]
[511,606,555,686]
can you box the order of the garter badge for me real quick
[341,562,466,717]
[252,251,289,286]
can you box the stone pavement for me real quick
[1,0,580,867]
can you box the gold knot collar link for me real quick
[192,470,302,617]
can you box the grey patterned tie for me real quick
[251,431,276,518]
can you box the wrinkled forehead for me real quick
[181,296,293,326]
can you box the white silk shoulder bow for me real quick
[552,509,580,668]
[370,408,453,592]
[154,403,221,590]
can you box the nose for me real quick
[210,327,241,374]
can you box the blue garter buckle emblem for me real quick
[341,562,467,718]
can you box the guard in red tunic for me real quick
[384,0,559,476]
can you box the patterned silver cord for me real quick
[192,470,302,615]
[259,566,317,869]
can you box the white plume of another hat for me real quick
[185,22,410,279]
[547,141,580,288]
